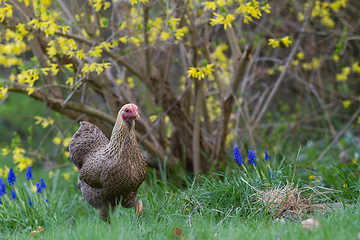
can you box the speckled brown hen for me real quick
[69,103,147,220]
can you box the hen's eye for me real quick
[125,109,129,112]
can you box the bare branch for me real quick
[251,7,312,133]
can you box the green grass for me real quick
[1,156,359,240]
[7,202,360,240]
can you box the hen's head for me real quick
[120,103,140,122]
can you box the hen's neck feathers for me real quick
[106,117,136,154]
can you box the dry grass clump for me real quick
[242,178,342,220]
[255,182,310,218]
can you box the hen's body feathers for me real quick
[69,104,147,219]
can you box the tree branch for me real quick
[7,84,177,165]
[251,7,312,134]
[211,45,252,163]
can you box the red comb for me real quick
[131,104,137,112]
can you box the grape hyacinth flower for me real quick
[28,197,32,207]
[36,182,42,194]
[234,146,244,166]
[264,150,270,161]
[0,197,2,204]
[248,150,257,166]
[26,166,33,181]
[0,178,6,196]
[11,190,16,200]
[269,170,274,179]
[7,168,16,186]
[40,178,46,189]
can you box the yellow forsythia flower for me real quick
[202,1,216,11]
[129,37,140,46]
[62,137,72,147]
[291,60,299,66]
[268,39,279,48]
[160,32,171,41]
[62,173,70,180]
[66,77,74,86]
[0,88,8,99]
[187,67,197,78]
[342,100,351,108]
[119,36,128,44]
[353,61,360,73]
[127,77,135,89]
[49,171,55,178]
[209,13,224,26]
[222,14,235,29]
[281,36,292,47]
[267,69,275,75]
[297,52,304,59]
[53,137,62,145]
[149,115,157,122]
[27,88,35,95]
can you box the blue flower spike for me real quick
[234,146,244,166]
[7,168,16,186]
[40,178,46,189]
[248,150,257,166]
[36,182,42,194]
[11,190,16,200]
[269,169,275,179]
[264,150,270,161]
[28,197,32,207]
[0,178,6,196]
[26,166,33,181]
[0,197,2,204]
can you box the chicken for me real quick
[69,103,147,220]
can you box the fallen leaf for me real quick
[30,226,44,236]
[173,228,184,238]
[301,217,319,231]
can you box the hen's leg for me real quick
[98,204,110,220]
[98,203,117,221]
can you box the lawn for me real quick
[1,149,359,240]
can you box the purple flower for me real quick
[0,197,2,204]
[269,169,275,179]
[234,146,244,166]
[264,150,270,161]
[248,150,257,166]
[36,182,42,194]
[28,197,32,207]
[40,178,46,189]
[0,178,6,196]
[26,166,33,181]
[7,168,16,186]
[46,198,48,203]
[11,190,16,200]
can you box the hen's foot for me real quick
[135,200,143,216]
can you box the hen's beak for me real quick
[134,112,140,119]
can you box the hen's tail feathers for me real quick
[69,121,109,170]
